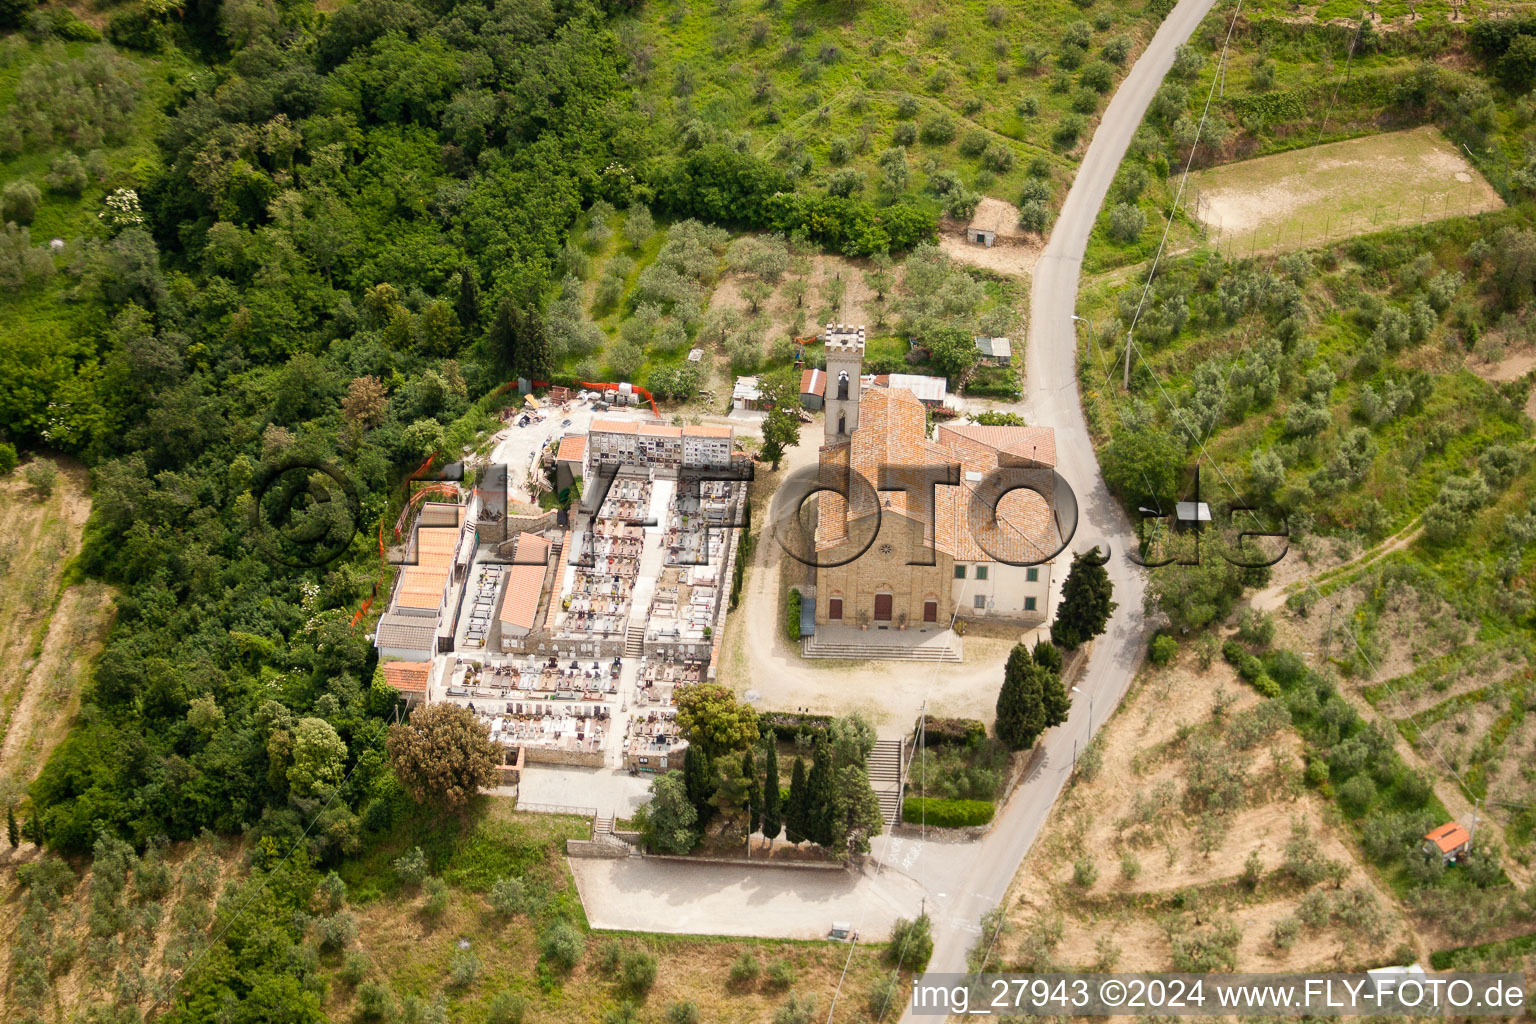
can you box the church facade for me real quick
[810,325,1060,631]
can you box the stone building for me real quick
[811,331,1060,630]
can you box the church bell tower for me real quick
[822,323,865,445]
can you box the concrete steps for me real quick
[594,814,614,836]
[802,636,961,662]
[622,625,644,659]
[866,738,905,827]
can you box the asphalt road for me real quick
[909,0,1222,989]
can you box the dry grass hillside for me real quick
[998,651,1425,975]
[0,459,114,800]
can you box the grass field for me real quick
[620,0,1172,223]
[1189,127,1504,255]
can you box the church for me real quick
[811,325,1061,631]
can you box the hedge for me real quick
[760,711,833,744]
[915,716,986,748]
[785,589,802,641]
[902,797,995,828]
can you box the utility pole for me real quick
[1123,330,1132,389]
[1468,797,1480,855]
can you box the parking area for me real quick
[568,856,928,941]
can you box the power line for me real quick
[142,752,369,1017]
[1107,0,1488,817]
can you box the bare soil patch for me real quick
[1191,127,1503,255]
[0,461,113,787]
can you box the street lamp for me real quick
[1071,685,1094,732]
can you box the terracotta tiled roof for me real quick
[816,388,1060,563]
[1425,823,1470,853]
[556,435,586,463]
[499,533,551,631]
[683,424,733,438]
[381,660,430,694]
[938,423,1058,467]
[394,567,447,610]
[639,423,682,438]
[590,419,639,434]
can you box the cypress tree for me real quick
[1051,547,1117,650]
[996,643,1047,751]
[515,307,553,382]
[805,738,835,848]
[1038,649,1071,730]
[761,742,782,848]
[6,805,17,848]
[785,757,807,844]
[683,745,716,827]
[454,265,481,332]
[743,748,762,836]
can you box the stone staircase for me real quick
[802,628,961,663]
[623,624,645,659]
[594,813,614,836]
[866,738,905,827]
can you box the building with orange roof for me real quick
[1423,822,1472,864]
[496,533,552,645]
[380,661,430,702]
[811,330,1060,632]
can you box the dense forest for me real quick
[0,0,953,1015]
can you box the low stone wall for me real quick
[567,839,630,859]
[891,822,990,843]
[642,852,847,872]
[523,746,606,769]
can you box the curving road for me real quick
[906,0,1221,990]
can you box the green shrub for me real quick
[1236,609,1274,647]
[1337,774,1376,817]
[917,716,987,747]
[665,1002,700,1024]
[621,950,657,994]
[341,950,370,986]
[765,958,795,989]
[1149,633,1177,665]
[488,992,528,1024]
[0,443,17,475]
[729,950,760,984]
[393,846,429,886]
[866,972,901,1017]
[489,876,526,916]
[540,919,585,971]
[1072,856,1099,887]
[919,115,956,145]
[1264,648,1307,687]
[421,876,449,918]
[901,797,995,828]
[786,588,802,641]
[107,4,165,51]
[1,180,41,225]
[449,948,480,989]
[316,910,358,952]
[1250,673,1281,698]
[885,912,933,970]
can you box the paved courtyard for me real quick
[516,764,654,818]
[569,855,929,940]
